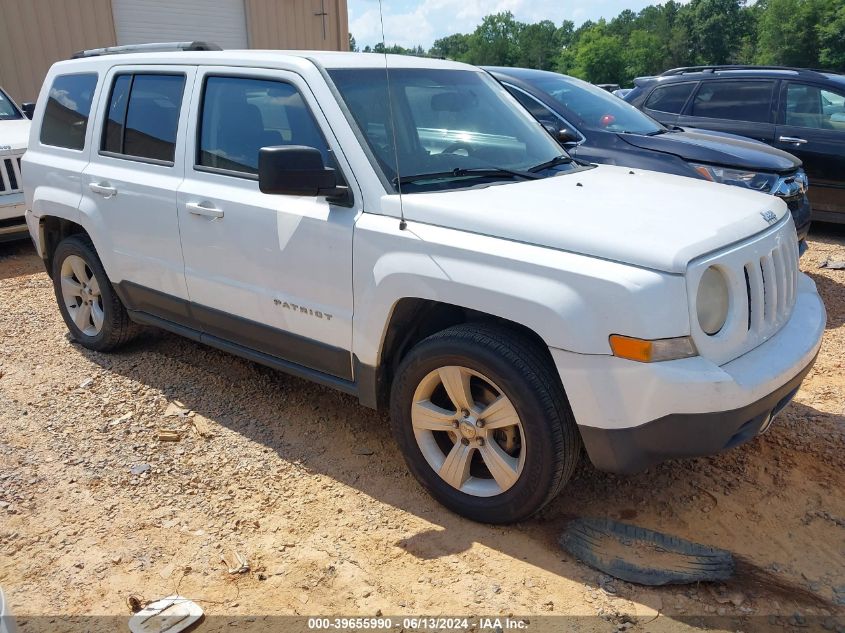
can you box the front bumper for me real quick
[552,273,826,474]
[0,195,28,243]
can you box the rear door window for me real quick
[101,73,186,163]
[40,73,98,150]
[102,74,132,154]
[643,83,696,114]
[690,80,775,123]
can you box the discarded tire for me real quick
[560,517,735,586]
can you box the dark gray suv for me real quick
[626,66,845,224]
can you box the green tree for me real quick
[569,23,627,83]
[683,0,747,64]
[625,29,666,79]
[516,20,560,70]
[464,12,523,66]
[608,9,639,40]
[755,0,822,66]
[349,33,358,52]
[735,1,763,63]
[556,20,575,49]
[429,33,471,60]
[413,0,839,86]
[818,0,845,69]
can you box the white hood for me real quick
[387,164,788,274]
[0,118,31,153]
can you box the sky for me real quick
[348,0,671,50]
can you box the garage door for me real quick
[112,0,248,49]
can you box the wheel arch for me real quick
[359,296,557,410]
[37,216,92,278]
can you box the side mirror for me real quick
[21,102,35,119]
[258,145,347,199]
[542,121,560,137]
[556,127,581,145]
[542,121,580,146]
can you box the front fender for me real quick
[352,213,690,367]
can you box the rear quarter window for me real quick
[643,82,696,114]
[40,73,98,150]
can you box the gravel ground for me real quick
[0,226,843,632]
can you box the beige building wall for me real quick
[245,0,349,52]
[0,0,349,104]
[0,0,117,103]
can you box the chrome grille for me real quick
[687,216,799,366]
[0,154,23,194]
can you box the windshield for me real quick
[0,88,23,120]
[530,74,663,135]
[327,68,573,192]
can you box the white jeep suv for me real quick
[0,86,29,242]
[23,45,826,523]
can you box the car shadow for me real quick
[808,220,845,244]
[807,271,844,329]
[74,325,845,611]
[805,221,845,330]
[0,239,41,280]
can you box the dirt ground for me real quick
[1,226,843,633]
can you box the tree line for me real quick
[349,0,845,86]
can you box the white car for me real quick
[0,86,29,242]
[22,45,826,523]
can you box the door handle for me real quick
[186,201,224,219]
[89,182,117,197]
[779,136,808,145]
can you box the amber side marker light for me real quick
[693,165,715,181]
[609,334,697,363]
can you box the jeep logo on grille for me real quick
[0,145,11,152]
[760,210,778,225]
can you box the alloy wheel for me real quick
[411,365,526,497]
[59,254,104,337]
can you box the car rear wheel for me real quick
[390,323,581,523]
[52,235,138,351]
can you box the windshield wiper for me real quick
[394,166,540,186]
[527,155,572,172]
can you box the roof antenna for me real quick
[378,0,407,230]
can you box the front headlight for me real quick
[696,266,730,335]
[691,163,779,193]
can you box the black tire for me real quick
[560,517,735,585]
[51,234,139,352]
[390,323,581,524]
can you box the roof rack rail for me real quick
[72,41,222,59]
[807,67,845,76]
[660,65,837,78]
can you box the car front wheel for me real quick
[390,323,581,523]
